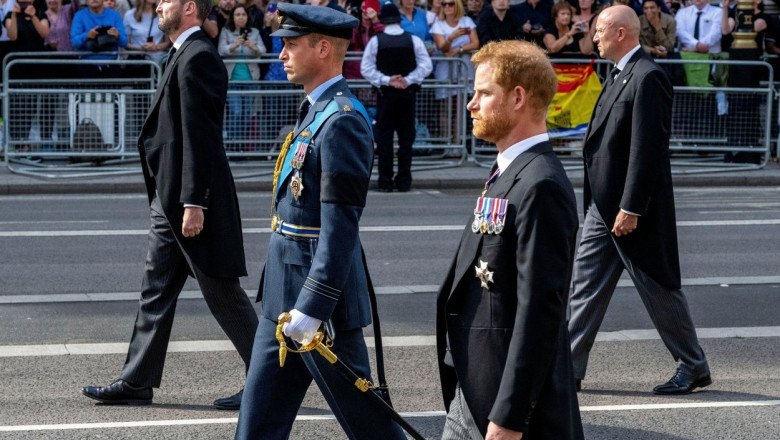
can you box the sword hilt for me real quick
[276,311,331,367]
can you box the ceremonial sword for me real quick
[276,312,426,440]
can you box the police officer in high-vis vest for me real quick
[361,2,432,192]
[235,4,406,440]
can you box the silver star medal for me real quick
[474,259,494,289]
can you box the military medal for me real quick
[474,259,494,289]
[493,199,508,235]
[472,198,485,233]
[290,174,304,200]
[289,131,311,201]
[473,196,508,235]
[471,217,480,233]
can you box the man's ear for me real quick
[184,0,197,16]
[318,38,331,59]
[513,85,527,111]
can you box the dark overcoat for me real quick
[436,142,583,439]
[583,50,681,289]
[137,30,247,279]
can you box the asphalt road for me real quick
[1,187,779,439]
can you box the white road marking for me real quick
[1,218,779,237]
[3,401,780,432]
[2,327,780,358]
[3,275,779,305]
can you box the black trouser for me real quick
[120,195,259,388]
[374,86,417,190]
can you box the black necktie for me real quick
[297,99,311,126]
[163,46,176,71]
[604,66,620,89]
[693,11,702,40]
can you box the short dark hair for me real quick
[643,0,664,8]
[186,0,212,21]
[227,5,253,31]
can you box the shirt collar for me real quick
[384,24,403,35]
[496,133,549,174]
[308,75,343,104]
[615,45,641,72]
[173,26,201,50]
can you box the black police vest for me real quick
[376,32,417,77]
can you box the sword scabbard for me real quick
[313,340,338,364]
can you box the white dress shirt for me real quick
[360,24,433,88]
[173,26,200,49]
[496,133,549,174]
[675,4,722,53]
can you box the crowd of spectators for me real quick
[3,0,775,92]
[3,0,779,154]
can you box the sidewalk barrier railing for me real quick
[220,55,471,176]
[1,54,470,178]
[2,52,160,178]
[1,53,774,178]
[473,57,774,174]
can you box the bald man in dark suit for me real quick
[568,5,710,395]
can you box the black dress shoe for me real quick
[213,389,243,410]
[82,379,152,405]
[375,186,393,193]
[653,370,712,395]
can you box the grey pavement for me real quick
[1,156,779,195]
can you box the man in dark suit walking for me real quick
[82,0,258,410]
[568,5,711,395]
[437,40,583,440]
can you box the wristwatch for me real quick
[458,46,463,55]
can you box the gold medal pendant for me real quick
[291,173,304,201]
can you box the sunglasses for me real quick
[442,2,456,5]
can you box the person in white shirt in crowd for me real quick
[431,0,477,155]
[361,2,432,192]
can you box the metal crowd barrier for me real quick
[1,54,471,178]
[473,57,774,173]
[1,53,773,178]
[2,52,160,178]
[220,55,471,177]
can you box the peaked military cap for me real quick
[271,3,359,40]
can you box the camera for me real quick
[17,1,31,14]
[531,23,542,31]
[239,27,249,38]
[578,22,584,32]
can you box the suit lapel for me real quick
[143,33,199,128]
[447,142,553,299]
[585,51,642,144]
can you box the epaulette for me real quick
[333,94,372,134]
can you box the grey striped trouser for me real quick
[568,204,708,380]
[441,384,483,440]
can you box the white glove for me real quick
[282,309,322,345]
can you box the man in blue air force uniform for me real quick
[235,4,406,439]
